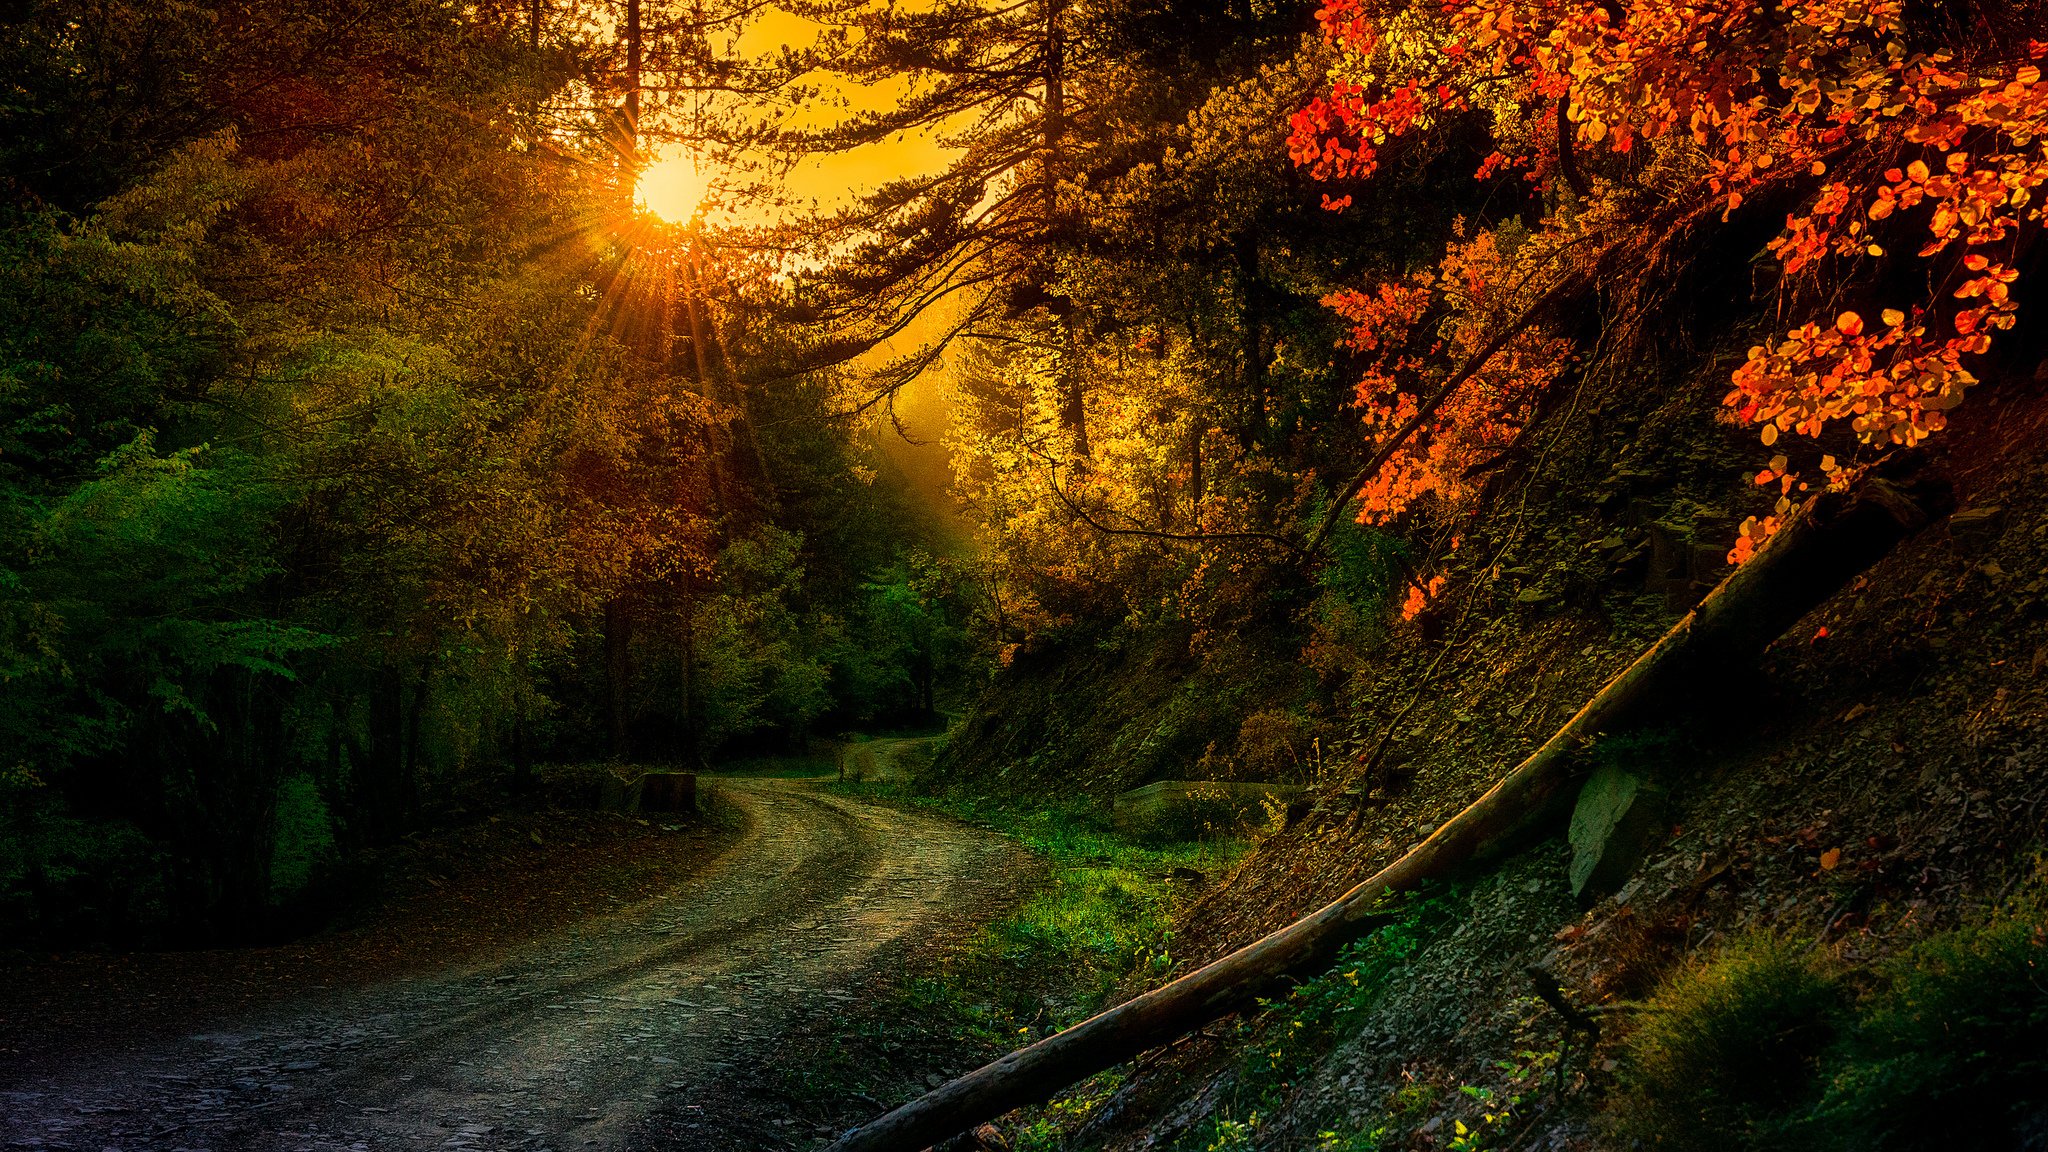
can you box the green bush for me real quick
[1614,888,2048,1152]
[1803,899,2048,1150]
[268,773,336,901]
[0,810,170,945]
[1612,935,1845,1150]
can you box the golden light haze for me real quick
[634,5,961,230]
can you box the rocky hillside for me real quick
[929,356,2048,1150]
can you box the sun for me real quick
[636,153,713,223]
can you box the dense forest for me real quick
[5,0,2048,1149]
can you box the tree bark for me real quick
[625,0,642,151]
[1236,232,1266,449]
[678,571,700,766]
[820,461,1951,1152]
[1058,314,1089,458]
[605,596,634,761]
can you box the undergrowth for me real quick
[1168,888,1468,1152]
[798,776,1248,1144]
[1613,861,2048,1151]
[834,782,1246,1034]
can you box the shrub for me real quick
[1613,886,2048,1152]
[1612,935,1845,1151]
[1803,897,2048,1151]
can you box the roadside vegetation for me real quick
[1614,866,2048,1151]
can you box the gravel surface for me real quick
[0,778,1027,1152]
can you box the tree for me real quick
[1288,0,2048,552]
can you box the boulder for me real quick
[1567,764,1665,903]
[1112,780,1307,843]
[639,772,696,813]
[1949,505,2006,553]
[599,769,697,814]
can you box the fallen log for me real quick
[824,462,1951,1152]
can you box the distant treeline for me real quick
[0,1,974,945]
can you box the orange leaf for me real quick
[1819,848,1842,871]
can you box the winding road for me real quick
[1,778,1028,1152]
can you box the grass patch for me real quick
[1800,889,2048,1149]
[1612,864,2048,1151]
[846,784,1246,1032]
[1612,935,1846,1150]
[814,779,1249,1142]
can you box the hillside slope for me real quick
[928,361,2048,1149]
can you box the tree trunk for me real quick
[605,597,634,761]
[625,0,642,152]
[1042,0,1065,212]
[678,572,699,766]
[1236,232,1266,448]
[510,696,534,796]
[1058,314,1088,458]
[820,461,1952,1152]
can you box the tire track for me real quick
[0,778,1026,1152]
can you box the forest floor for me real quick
[0,776,1035,1152]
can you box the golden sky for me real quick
[631,4,971,539]
[636,6,961,229]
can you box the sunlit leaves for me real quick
[1325,229,1570,527]
[1294,0,2048,560]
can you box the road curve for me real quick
[0,778,1027,1152]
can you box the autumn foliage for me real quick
[1292,0,2048,560]
[1323,230,1569,526]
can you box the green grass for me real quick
[815,779,1249,1143]
[1611,935,1846,1151]
[852,786,1245,1028]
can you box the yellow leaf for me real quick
[1881,308,1906,327]
[1762,423,1779,446]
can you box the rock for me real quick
[600,771,697,814]
[1950,505,2006,552]
[1567,765,1666,903]
[1646,520,1692,593]
[638,772,696,814]
[1111,781,1306,843]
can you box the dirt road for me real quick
[0,778,1028,1152]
